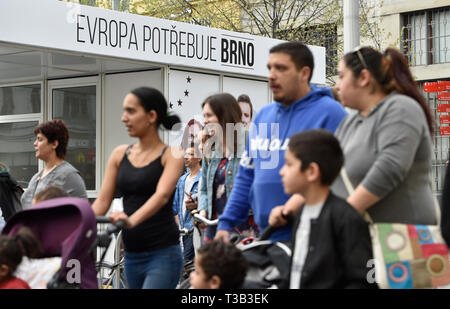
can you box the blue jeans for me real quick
[182,234,195,262]
[124,244,183,289]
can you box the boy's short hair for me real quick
[197,240,248,289]
[288,129,344,185]
[34,186,69,204]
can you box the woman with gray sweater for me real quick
[21,120,87,209]
[331,47,436,224]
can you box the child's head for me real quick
[0,235,22,282]
[190,240,248,289]
[0,227,42,282]
[280,129,344,195]
[32,185,68,205]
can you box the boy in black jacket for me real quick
[279,129,374,289]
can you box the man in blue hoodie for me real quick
[215,42,347,242]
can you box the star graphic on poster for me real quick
[186,76,192,83]
[177,99,183,106]
[184,90,189,97]
[169,102,173,109]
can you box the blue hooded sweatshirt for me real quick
[217,86,347,241]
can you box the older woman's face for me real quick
[34,133,57,161]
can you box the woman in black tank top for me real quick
[92,87,184,289]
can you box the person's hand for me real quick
[268,205,291,227]
[109,211,133,229]
[214,230,230,243]
[185,193,198,211]
[193,210,208,229]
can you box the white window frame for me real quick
[0,80,44,123]
[48,76,101,198]
[0,81,44,187]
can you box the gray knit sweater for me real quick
[21,161,87,209]
[331,92,437,225]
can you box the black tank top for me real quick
[116,145,179,252]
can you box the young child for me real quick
[280,129,374,289]
[32,185,69,206]
[189,240,247,289]
[0,229,34,289]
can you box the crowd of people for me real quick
[0,40,449,290]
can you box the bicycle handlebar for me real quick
[96,216,112,224]
[259,213,296,241]
[91,217,126,255]
[179,227,194,236]
[192,213,218,226]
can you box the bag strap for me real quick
[341,167,442,226]
[429,172,442,226]
[433,196,441,226]
[340,168,374,224]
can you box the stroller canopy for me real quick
[2,197,97,289]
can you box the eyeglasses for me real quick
[352,46,369,70]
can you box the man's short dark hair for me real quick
[237,94,253,119]
[288,129,344,185]
[197,240,248,289]
[270,41,314,83]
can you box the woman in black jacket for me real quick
[0,163,23,223]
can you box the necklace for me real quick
[38,161,63,181]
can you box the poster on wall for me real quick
[167,69,220,147]
[222,76,269,118]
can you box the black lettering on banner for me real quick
[119,21,127,48]
[220,36,255,68]
[129,23,138,50]
[179,31,186,58]
[109,20,118,47]
[205,35,210,61]
[196,34,203,60]
[99,18,108,46]
[238,41,246,65]
[76,15,86,43]
[87,16,97,44]
[247,42,255,66]
[161,28,169,54]
[187,32,195,58]
[230,40,237,64]
[152,27,161,53]
[143,25,151,52]
[221,38,229,62]
[170,30,178,56]
[210,36,217,62]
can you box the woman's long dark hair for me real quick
[130,87,181,130]
[344,47,433,135]
[202,93,243,156]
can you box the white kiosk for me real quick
[0,0,326,198]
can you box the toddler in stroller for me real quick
[1,197,98,289]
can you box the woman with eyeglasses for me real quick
[331,47,436,224]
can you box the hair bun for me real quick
[162,114,181,130]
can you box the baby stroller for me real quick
[2,197,97,289]
[238,225,292,289]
